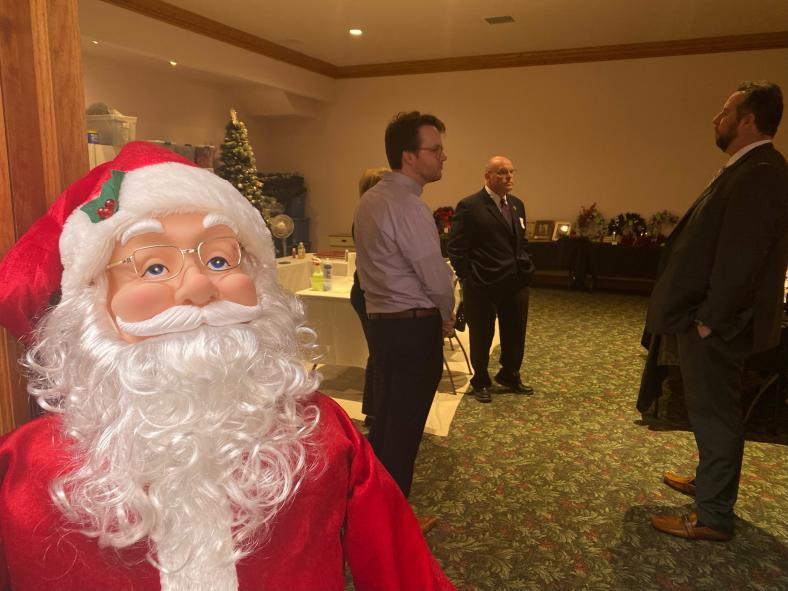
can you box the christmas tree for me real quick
[217,109,283,225]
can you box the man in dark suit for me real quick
[646,81,788,541]
[448,156,535,403]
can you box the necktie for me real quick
[499,196,512,225]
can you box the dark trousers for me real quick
[677,327,746,534]
[350,275,379,417]
[464,281,529,388]
[366,314,443,497]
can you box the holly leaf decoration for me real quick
[80,170,126,223]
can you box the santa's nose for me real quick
[174,264,219,306]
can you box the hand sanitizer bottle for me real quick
[310,259,323,291]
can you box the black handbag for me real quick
[454,302,467,332]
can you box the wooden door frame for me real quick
[0,0,88,435]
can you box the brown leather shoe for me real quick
[650,512,732,541]
[416,514,438,534]
[663,471,696,497]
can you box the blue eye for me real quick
[206,256,230,271]
[143,263,168,278]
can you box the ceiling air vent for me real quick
[484,15,515,25]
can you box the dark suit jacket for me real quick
[646,143,788,354]
[447,188,535,292]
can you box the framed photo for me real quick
[552,221,572,241]
[532,220,554,241]
[525,221,536,239]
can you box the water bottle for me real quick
[322,261,332,291]
[297,242,305,259]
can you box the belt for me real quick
[368,307,440,320]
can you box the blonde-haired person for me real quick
[351,167,388,427]
[359,167,389,196]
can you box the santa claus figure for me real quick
[0,142,454,591]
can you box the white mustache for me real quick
[116,300,263,337]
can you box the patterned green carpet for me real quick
[399,288,788,591]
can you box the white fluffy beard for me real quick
[25,271,321,589]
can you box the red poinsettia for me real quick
[433,206,454,234]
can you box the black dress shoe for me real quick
[494,376,534,395]
[469,386,492,403]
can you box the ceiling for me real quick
[116,0,787,67]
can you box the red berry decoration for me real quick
[96,199,117,219]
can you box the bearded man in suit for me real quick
[448,156,535,403]
[647,81,788,541]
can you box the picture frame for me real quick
[532,220,554,241]
[552,221,572,241]
[525,221,536,240]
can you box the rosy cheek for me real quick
[109,282,175,322]
[216,272,258,306]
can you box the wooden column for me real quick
[0,0,88,435]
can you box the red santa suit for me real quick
[0,142,455,590]
[0,394,454,591]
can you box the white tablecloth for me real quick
[275,257,313,292]
[296,276,367,368]
[275,253,355,293]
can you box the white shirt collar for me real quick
[484,185,506,201]
[725,139,772,168]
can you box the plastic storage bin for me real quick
[193,145,215,168]
[86,114,137,146]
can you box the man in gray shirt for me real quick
[353,111,455,500]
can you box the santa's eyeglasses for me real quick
[106,236,243,282]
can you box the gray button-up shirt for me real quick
[353,171,455,320]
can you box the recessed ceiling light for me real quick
[349,29,363,36]
[91,40,99,45]
[169,60,177,66]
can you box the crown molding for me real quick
[336,31,788,78]
[98,0,339,77]
[96,2,787,80]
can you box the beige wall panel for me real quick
[250,49,788,251]
[82,53,241,150]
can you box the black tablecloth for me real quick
[528,239,663,288]
[529,240,575,269]
[586,243,662,279]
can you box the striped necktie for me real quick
[499,196,512,225]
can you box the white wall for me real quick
[251,49,788,251]
[82,53,241,149]
[83,48,788,252]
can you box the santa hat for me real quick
[0,141,275,341]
